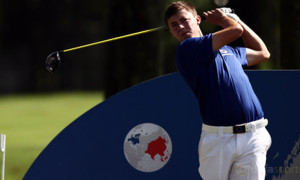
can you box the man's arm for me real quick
[238,20,270,66]
[202,9,244,52]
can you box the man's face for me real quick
[167,9,201,42]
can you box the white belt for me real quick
[202,118,268,134]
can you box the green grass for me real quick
[0,92,104,180]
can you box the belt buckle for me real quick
[233,125,246,134]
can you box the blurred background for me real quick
[0,0,299,179]
[1,0,299,98]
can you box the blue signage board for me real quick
[24,71,300,180]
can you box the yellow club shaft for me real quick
[63,26,167,53]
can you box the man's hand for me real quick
[203,9,236,28]
[219,7,240,21]
[202,8,240,29]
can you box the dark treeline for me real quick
[0,0,298,98]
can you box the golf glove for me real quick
[219,7,240,21]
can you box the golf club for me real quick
[45,26,167,72]
[45,15,208,73]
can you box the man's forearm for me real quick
[238,20,269,53]
[203,9,244,52]
[218,8,270,65]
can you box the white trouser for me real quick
[198,120,272,180]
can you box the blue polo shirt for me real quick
[176,34,264,126]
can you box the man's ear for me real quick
[196,15,201,25]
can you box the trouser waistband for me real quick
[202,118,268,134]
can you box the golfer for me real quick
[164,1,271,179]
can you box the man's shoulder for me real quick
[180,34,212,46]
[177,34,213,54]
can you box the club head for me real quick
[45,51,62,72]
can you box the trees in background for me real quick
[0,0,298,97]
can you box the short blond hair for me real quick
[164,1,197,24]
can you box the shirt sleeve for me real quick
[229,46,248,67]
